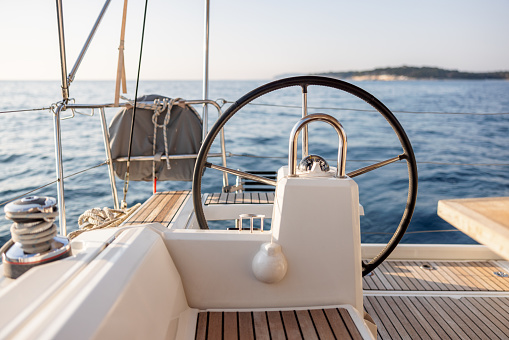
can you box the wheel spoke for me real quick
[301,84,309,159]
[205,162,277,187]
[347,154,406,178]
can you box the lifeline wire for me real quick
[229,153,509,167]
[0,107,52,114]
[0,162,107,207]
[219,100,509,116]
[122,0,149,208]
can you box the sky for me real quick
[1,0,508,80]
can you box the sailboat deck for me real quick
[363,260,509,291]
[124,191,509,339]
[365,296,509,340]
[196,308,363,340]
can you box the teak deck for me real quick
[123,191,274,227]
[125,191,509,339]
[363,260,509,292]
[195,308,363,340]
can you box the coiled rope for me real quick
[68,203,141,239]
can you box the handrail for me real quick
[289,113,347,178]
[114,152,231,163]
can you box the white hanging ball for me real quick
[252,242,288,283]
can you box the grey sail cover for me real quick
[109,95,202,181]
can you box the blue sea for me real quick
[1,79,508,247]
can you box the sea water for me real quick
[1,79,508,246]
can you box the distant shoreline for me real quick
[315,66,509,81]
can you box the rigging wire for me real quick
[0,107,53,115]
[0,162,107,208]
[361,229,460,235]
[122,0,149,208]
[2,99,509,117]
[228,153,509,167]
[219,100,509,116]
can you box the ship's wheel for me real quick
[192,76,418,276]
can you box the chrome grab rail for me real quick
[288,113,347,178]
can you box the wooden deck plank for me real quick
[324,308,352,339]
[226,193,235,204]
[406,297,452,339]
[429,261,465,290]
[414,261,453,291]
[447,261,483,291]
[223,312,238,340]
[195,312,208,340]
[203,192,278,205]
[153,191,180,222]
[159,191,189,225]
[398,297,441,339]
[197,308,365,340]
[468,261,505,291]
[446,297,500,339]
[252,312,270,340]
[280,311,302,339]
[338,308,363,340]
[377,262,403,290]
[477,297,509,323]
[238,312,254,340]
[295,310,318,340]
[123,194,158,224]
[244,192,252,205]
[207,193,221,205]
[266,311,285,340]
[208,312,223,340]
[375,295,413,339]
[385,261,412,291]
[475,261,509,290]
[364,296,509,340]
[423,296,471,339]
[390,261,419,290]
[363,296,390,340]
[363,260,509,292]
[381,296,421,339]
[234,193,243,204]
[372,266,395,290]
[397,261,428,291]
[385,296,429,340]
[460,297,509,338]
[204,193,212,205]
[440,296,496,338]
[142,192,171,224]
[365,296,401,339]
[367,268,387,290]
[309,309,335,339]
[218,193,228,204]
[251,192,260,204]
[124,193,164,224]
[459,261,499,291]
[483,297,509,321]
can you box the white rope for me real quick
[151,97,182,175]
[152,98,169,181]
[68,203,141,240]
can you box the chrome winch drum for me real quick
[2,196,71,279]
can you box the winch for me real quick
[2,196,71,279]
